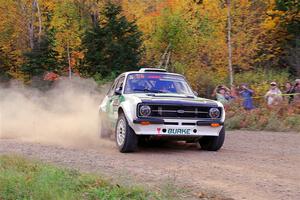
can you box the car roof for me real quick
[119,71,185,78]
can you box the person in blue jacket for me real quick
[239,83,255,110]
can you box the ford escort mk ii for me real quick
[99,68,225,152]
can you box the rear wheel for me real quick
[199,127,225,151]
[115,114,138,153]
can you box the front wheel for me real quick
[199,127,225,151]
[115,114,138,153]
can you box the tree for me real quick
[82,24,106,77]
[51,0,83,79]
[21,28,59,80]
[274,0,300,76]
[102,3,144,74]
[226,0,233,86]
[82,3,143,79]
[0,0,29,80]
[0,47,12,81]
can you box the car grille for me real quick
[138,104,221,119]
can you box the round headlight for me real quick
[140,105,151,117]
[209,108,220,118]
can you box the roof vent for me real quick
[139,68,167,73]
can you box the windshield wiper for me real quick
[133,88,166,93]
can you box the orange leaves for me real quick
[70,51,84,68]
[44,72,59,81]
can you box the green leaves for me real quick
[82,3,143,79]
[21,28,59,80]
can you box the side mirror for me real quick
[114,88,122,95]
[193,90,198,97]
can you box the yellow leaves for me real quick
[263,8,285,30]
[263,17,279,29]
[42,0,56,12]
[267,9,285,17]
[50,0,82,62]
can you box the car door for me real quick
[107,76,125,121]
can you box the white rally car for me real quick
[99,68,225,152]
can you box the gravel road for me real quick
[0,131,299,200]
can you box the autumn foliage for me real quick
[0,0,299,90]
[0,0,299,131]
[121,0,299,96]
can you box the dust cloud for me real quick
[0,78,112,149]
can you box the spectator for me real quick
[265,82,283,106]
[239,83,255,110]
[224,85,236,101]
[212,85,221,98]
[284,82,295,103]
[293,79,300,103]
[212,85,229,105]
[218,88,230,105]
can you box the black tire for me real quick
[115,114,138,153]
[199,127,225,151]
[99,113,110,138]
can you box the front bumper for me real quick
[131,118,223,136]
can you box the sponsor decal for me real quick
[157,128,161,134]
[167,128,191,135]
[147,75,161,79]
[119,95,125,102]
[130,74,145,79]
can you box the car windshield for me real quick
[124,73,194,95]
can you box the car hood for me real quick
[124,93,219,107]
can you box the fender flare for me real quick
[117,105,135,129]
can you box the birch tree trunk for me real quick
[28,20,34,49]
[90,1,99,27]
[158,43,171,68]
[34,0,42,45]
[18,0,35,49]
[165,51,171,71]
[18,0,34,49]
[227,0,233,86]
[67,43,72,79]
[28,0,36,49]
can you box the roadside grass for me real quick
[0,155,164,200]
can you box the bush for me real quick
[225,102,300,132]
[283,114,300,131]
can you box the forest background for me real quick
[0,0,299,93]
[0,0,299,131]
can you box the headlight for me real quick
[209,108,220,118]
[139,105,151,117]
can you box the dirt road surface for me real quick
[0,131,299,200]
